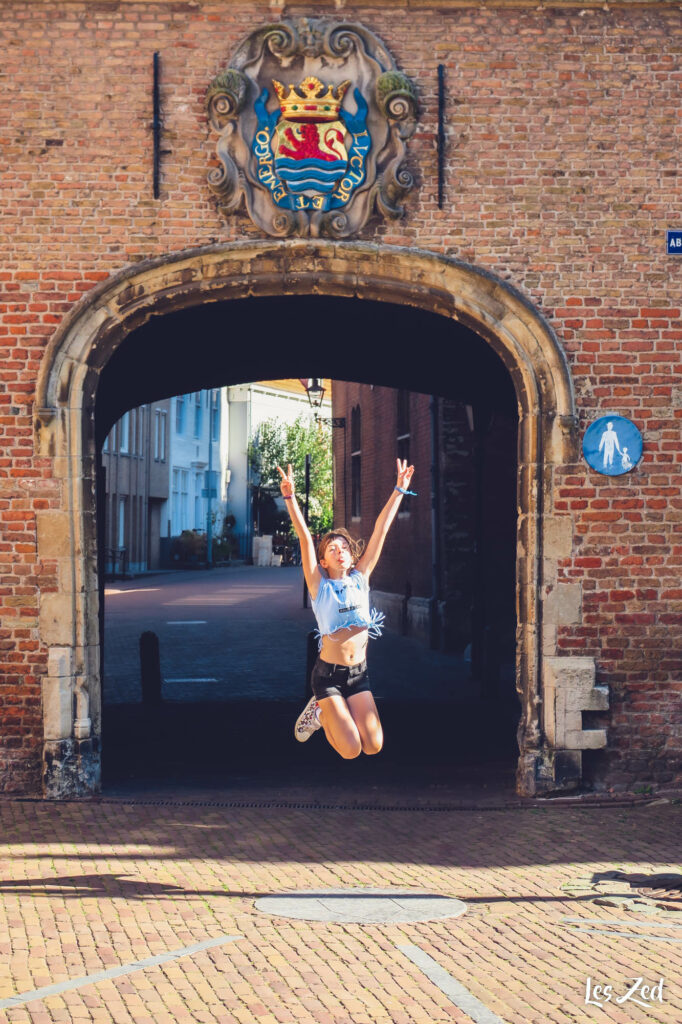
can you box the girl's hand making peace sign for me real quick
[276,463,295,499]
[277,462,320,596]
[396,458,415,491]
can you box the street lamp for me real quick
[302,378,326,411]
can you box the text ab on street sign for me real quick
[667,229,682,254]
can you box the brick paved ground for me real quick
[102,566,486,705]
[0,796,680,1024]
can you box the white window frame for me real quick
[175,395,185,434]
[180,470,189,531]
[118,412,130,454]
[193,392,202,439]
[195,471,204,529]
[154,409,167,461]
[136,406,144,456]
[211,391,219,441]
[117,497,126,548]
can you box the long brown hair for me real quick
[317,528,365,566]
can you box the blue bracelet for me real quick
[395,486,417,496]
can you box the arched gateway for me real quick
[35,240,601,799]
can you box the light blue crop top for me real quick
[311,569,385,649]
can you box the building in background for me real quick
[103,381,331,573]
[103,388,225,574]
[165,387,228,550]
[101,399,171,575]
[332,382,517,696]
[226,379,332,556]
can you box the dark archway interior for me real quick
[96,296,516,445]
[96,296,520,795]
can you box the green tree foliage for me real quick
[249,415,333,536]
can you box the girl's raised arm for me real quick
[277,464,322,599]
[355,459,415,580]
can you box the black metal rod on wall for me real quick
[437,63,446,210]
[153,51,161,199]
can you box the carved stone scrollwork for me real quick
[376,71,418,135]
[205,17,418,238]
[206,69,250,210]
[206,69,249,126]
[374,71,418,221]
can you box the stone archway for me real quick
[35,240,592,798]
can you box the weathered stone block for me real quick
[544,656,606,751]
[543,516,573,559]
[565,728,608,750]
[542,623,558,657]
[43,738,101,799]
[42,675,73,741]
[543,582,582,625]
[36,511,72,559]
[39,593,75,646]
[47,647,72,679]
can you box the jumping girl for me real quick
[276,459,416,759]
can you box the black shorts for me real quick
[310,657,371,701]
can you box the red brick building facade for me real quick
[331,382,517,662]
[1,0,680,796]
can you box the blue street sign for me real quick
[583,415,643,476]
[667,229,682,254]
[201,488,218,498]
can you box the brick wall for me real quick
[1,0,680,792]
[333,386,518,667]
[332,382,432,600]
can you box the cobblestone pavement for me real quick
[0,796,680,1024]
[103,567,486,705]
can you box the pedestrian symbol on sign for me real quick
[583,415,643,477]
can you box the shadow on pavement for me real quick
[4,790,678,873]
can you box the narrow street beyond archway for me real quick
[104,566,484,705]
[103,567,519,800]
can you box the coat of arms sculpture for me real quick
[206,18,418,238]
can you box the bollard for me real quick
[140,631,162,705]
[304,630,318,700]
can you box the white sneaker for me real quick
[295,696,322,742]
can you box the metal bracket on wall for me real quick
[152,52,172,199]
[437,64,446,209]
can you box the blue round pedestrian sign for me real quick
[582,415,642,476]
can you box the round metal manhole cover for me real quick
[254,887,468,924]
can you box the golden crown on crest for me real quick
[272,76,351,122]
